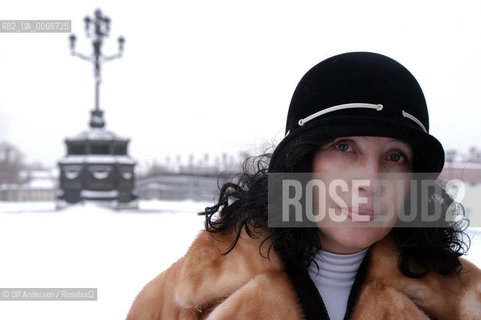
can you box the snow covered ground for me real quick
[0,200,209,320]
[0,200,480,320]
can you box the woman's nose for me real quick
[353,157,381,196]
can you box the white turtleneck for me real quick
[308,249,367,320]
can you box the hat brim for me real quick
[269,115,445,174]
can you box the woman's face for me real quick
[312,136,413,254]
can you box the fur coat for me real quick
[127,229,481,320]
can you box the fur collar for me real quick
[353,236,481,319]
[127,230,481,319]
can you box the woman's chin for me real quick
[319,226,390,254]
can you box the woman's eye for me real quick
[387,153,406,163]
[337,143,351,152]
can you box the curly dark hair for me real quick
[200,139,470,278]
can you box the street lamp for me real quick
[68,8,125,128]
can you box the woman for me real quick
[127,52,481,319]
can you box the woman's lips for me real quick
[341,207,375,222]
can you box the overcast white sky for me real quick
[1,0,481,168]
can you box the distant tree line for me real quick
[0,141,25,185]
[445,147,481,163]
[1,141,481,186]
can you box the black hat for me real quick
[269,52,445,174]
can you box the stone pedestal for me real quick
[58,127,137,208]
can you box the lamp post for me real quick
[69,8,125,128]
[58,9,137,208]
